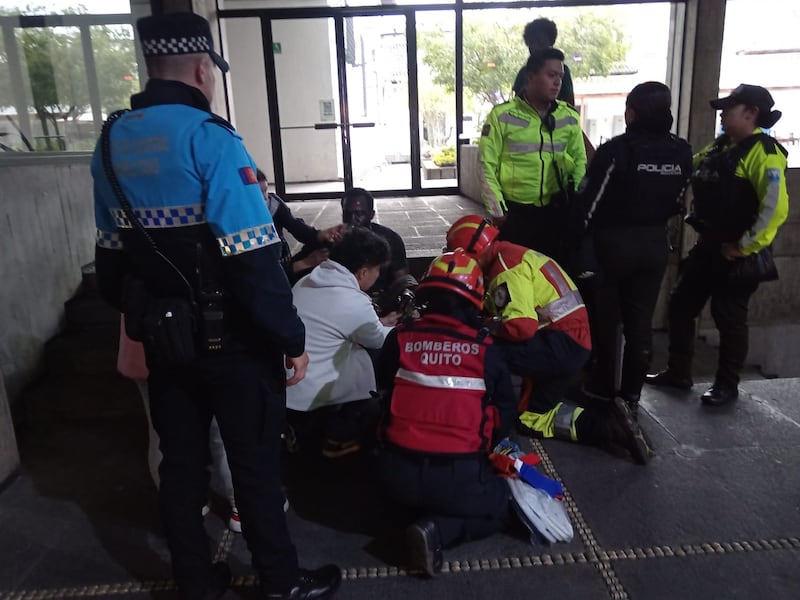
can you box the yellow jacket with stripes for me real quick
[483,241,591,349]
[692,128,789,255]
[478,96,587,217]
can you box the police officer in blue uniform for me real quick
[92,13,340,600]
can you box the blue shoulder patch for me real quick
[766,168,780,183]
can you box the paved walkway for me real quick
[1,195,798,600]
[286,195,481,259]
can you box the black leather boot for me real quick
[701,383,739,406]
[645,369,693,390]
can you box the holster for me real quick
[123,278,197,366]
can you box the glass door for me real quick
[345,14,412,191]
[225,7,458,201]
[271,17,345,196]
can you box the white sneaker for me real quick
[228,506,242,533]
[202,503,211,518]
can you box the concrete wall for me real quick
[0,372,20,487]
[0,154,95,401]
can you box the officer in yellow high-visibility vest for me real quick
[648,84,789,406]
[479,47,587,264]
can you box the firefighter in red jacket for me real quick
[446,215,651,464]
[374,250,517,578]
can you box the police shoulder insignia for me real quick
[238,166,258,185]
[766,168,781,183]
[481,123,491,137]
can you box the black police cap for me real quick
[710,84,781,128]
[137,12,229,73]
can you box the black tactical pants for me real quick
[499,200,566,263]
[499,328,591,413]
[148,351,297,596]
[666,241,759,388]
[588,225,670,399]
[374,447,511,547]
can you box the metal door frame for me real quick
[219,4,457,201]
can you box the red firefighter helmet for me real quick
[446,215,499,257]
[416,250,485,308]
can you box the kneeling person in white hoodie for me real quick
[287,227,402,458]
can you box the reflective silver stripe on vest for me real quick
[498,113,530,127]
[506,141,566,153]
[541,260,572,295]
[396,368,486,391]
[553,402,576,441]
[506,142,540,153]
[544,141,566,152]
[553,115,579,129]
[538,289,584,325]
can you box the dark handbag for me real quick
[727,246,778,286]
[102,111,198,366]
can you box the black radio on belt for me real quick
[200,289,225,352]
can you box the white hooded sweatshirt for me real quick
[286,259,393,412]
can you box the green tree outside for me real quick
[0,5,138,151]
[419,11,629,108]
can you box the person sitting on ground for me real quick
[446,215,651,464]
[374,250,518,577]
[256,169,345,283]
[286,227,402,458]
[292,187,410,300]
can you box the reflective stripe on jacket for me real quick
[386,314,498,455]
[478,96,587,217]
[483,241,591,349]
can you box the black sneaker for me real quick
[264,565,342,599]
[406,520,444,577]
[609,397,653,465]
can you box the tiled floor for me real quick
[285,195,482,258]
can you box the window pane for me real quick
[463,3,674,148]
[719,0,800,167]
[417,10,457,189]
[91,24,139,116]
[220,0,452,7]
[0,1,131,14]
[17,26,89,151]
[0,24,20,151]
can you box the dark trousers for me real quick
[499,200,566,263]
[286,398,379,455]
[148,352,297,596]
[498,329,591,413]
[588,226,669,399]
[374,448,510,547]
[666,241,759,388]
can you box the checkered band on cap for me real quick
[141,35,212,57]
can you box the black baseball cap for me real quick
[137,12,229,73]
[710,84,781,127]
